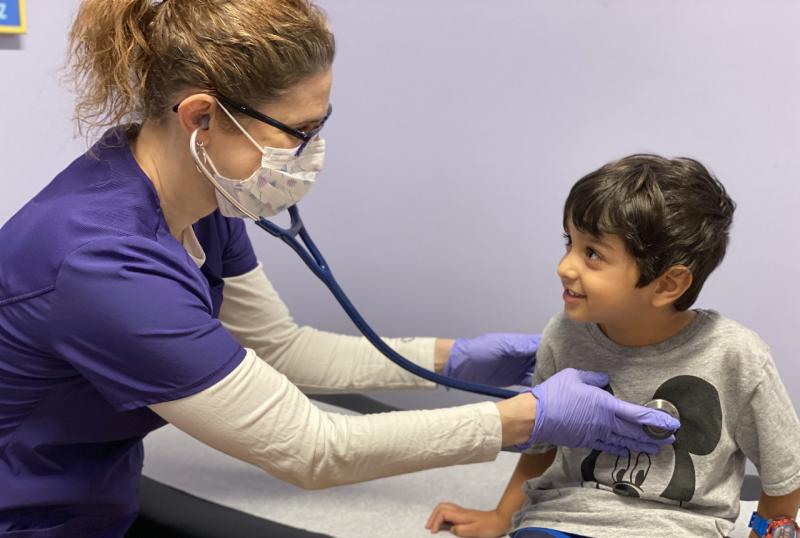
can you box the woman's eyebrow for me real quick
[289,108,329,129]
[290,118,321,129]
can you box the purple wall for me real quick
[1,1,797,418]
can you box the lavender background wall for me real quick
[1,1,797,420]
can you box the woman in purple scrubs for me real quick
[0,1,678,536]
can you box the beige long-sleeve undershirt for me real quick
[150,262,502,490]
[217,262,441,393]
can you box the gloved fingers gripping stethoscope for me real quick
[187,103,681,452]
[445,333,542,387]
[526,369,680,456]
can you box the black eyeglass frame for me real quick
[172,94,332,154]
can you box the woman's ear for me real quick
[174,93,216,136]
[652,265,693,308]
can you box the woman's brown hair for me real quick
[67,0,335,137]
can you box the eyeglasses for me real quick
[172,94,332,155]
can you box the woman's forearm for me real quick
[219,263,439,392]
[151,349,502,489]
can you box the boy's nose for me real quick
[557,253,578,282]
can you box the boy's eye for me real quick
[562,232,572,246]
[585,247,601,261]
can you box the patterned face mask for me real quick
[192,98,326,219]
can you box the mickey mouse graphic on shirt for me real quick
[580,375,723,506]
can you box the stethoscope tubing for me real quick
[255,206,520,400]
[258,208,681,445]
[189,129,518,399]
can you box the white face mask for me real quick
[190,98,326,220]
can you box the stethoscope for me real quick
[256,205,524,399]
[189,124,516,400]
[256,205,681,439]
[189,125,680,437]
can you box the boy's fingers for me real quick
[425,508,435,528]
[426,511,438,530]
[450,522,477,537]
[430,506,472,533]
[439,508,473,525]
[450,524,466,536]
[426,506,443,529]
[430,511,445,533]
[426,502,458,529]
[428,507,446,532]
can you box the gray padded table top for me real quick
[142,402,756,538]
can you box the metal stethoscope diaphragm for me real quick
[642,399,680,439]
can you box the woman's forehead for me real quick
[257,69,333,125]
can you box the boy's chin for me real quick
[563,306,597,323]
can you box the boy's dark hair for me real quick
[564,154,735,311]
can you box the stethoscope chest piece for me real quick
[642,399,680,440]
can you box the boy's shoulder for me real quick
[689,310,777,392]
[693,309,771,360]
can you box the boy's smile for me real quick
[558,221,646,325]
[563,288,587,303]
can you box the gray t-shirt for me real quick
[512,310,800,538]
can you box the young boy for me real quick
[426,155,800,538]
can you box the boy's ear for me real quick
[651,265,693,308]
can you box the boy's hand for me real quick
[425,501,510,537]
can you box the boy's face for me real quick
[558,221,652,324]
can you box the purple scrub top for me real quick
[0,127,258,536]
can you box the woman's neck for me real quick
[130,121,215,240]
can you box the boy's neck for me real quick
[598,309,697,348]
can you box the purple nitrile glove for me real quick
[443,333,542,387]
[515,368,681,455]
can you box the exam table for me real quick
[131,394,761,538]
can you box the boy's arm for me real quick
[426,320,561,536]
[731,345,800,537]
[424,450,556,537]
[495,450,557,522]
[749,489,800,538]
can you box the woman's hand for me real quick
[529,368,681,455]
[425,502,510,537]
[440,333,542,386]
[493,368,681,453]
